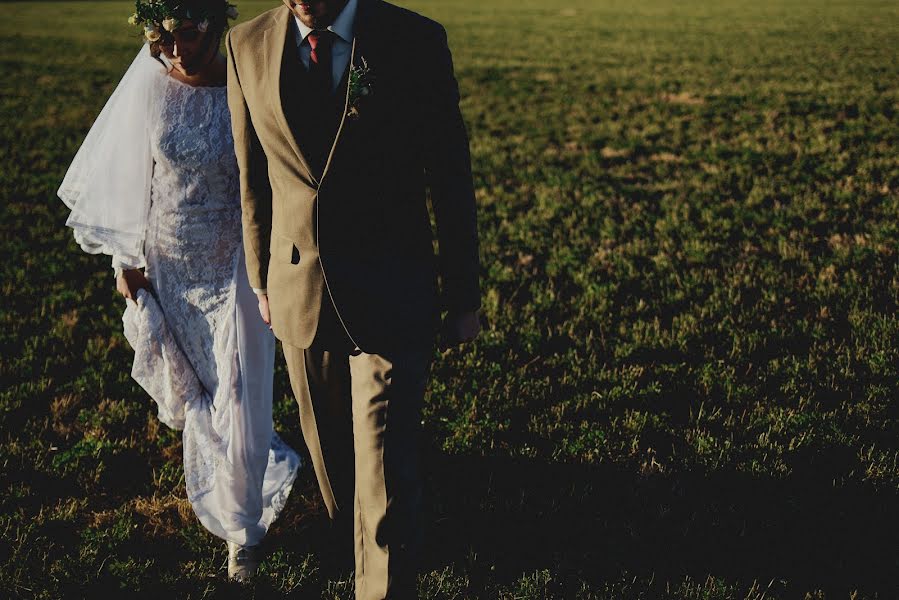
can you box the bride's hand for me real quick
[116,268,150,300]
[257,293,272,328]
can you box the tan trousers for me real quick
[283,298,431,600]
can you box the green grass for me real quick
[2,0,898,598]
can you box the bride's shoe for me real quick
[227,541,260,581]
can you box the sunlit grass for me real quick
[1,1,897,598]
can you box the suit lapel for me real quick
[264,8,318,186]
[334,61,351,101]
[261,0,382,188]
[319,0,379,175]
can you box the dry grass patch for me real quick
[661,91,706,106]
[651,152,682,163]
[50,393,81,438]
[132,494,195,537]
[600,146,632,159]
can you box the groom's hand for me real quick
[256,293,272,328]
[116,268,150,300]
[440,310,481,349]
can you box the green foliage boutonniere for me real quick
[346,57,375,121]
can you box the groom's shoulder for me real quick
[370,0,447,40]
[228,5,283,42]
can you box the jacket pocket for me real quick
[270,232,301,265]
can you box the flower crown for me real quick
[128,0,239,42]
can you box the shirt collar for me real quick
[294,0,358,45]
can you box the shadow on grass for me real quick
[248,449,899,596]
[418,453,898,596]
[21,445,896,598]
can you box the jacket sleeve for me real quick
[226,29,272,291]
[419,24,482,314]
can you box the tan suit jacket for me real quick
[226,0,480,352]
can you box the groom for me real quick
[226,0,480,597]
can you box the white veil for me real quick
[57,43,168,265]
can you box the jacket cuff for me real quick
[441,278,481,315]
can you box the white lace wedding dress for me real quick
[117,74,301,546]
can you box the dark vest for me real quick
[279,32,351,179]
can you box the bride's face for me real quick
[159,19,219,77]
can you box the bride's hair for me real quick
[129,0,239,57]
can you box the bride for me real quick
[57,0,300,581]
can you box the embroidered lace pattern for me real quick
[122,76,300,544]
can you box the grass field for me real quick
[2,0,898,598]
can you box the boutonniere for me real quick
[346,57,375,120]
